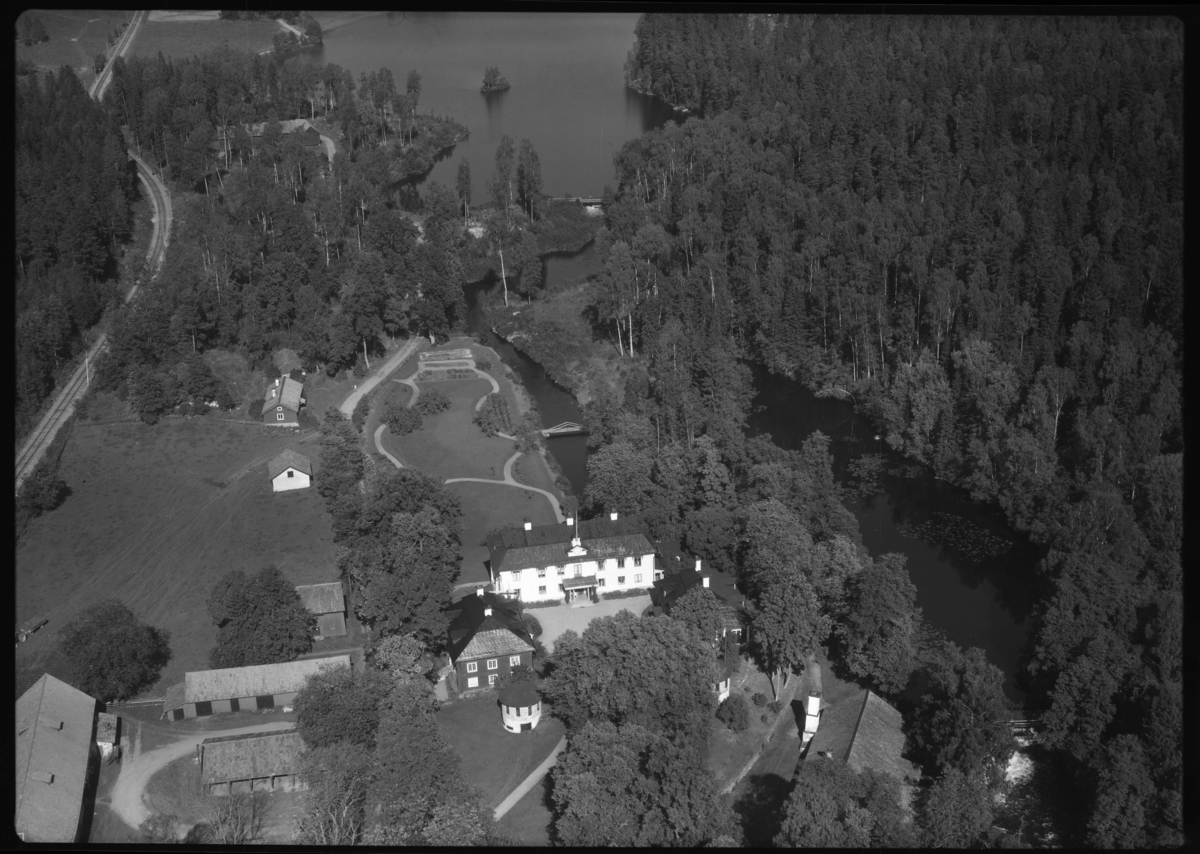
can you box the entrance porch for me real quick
[562,575,598,606]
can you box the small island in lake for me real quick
[481,66,511,93]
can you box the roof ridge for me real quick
[844,688,872,765]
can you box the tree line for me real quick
[593,12,1181,847]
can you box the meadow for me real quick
[16,9,132,83]
[15,417,338,699]
[129,14,283,60]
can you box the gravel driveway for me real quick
[534,595,653,654]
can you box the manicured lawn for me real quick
[436,691,566,810]
[534,597,654,654]
[129,14,282,60]
[391,378,514,479]
[495,773,555,846]
[448,480,560,587]
[15,418,338,699]
[16,9,132,82]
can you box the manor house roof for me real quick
[488,516,656,574]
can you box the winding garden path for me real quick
[445,451,565,523]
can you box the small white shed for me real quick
[269,449,312,493]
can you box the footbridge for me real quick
[540,422,587,437]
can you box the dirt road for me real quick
[110,720,296,831]
[338,337,422,418]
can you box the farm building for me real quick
[804,688,921,812]
[95,712,120,762]
[499,679,542,734]
[216,119,327,162]
[487,511,661,603]
[262,375,304,426]
[161,655,351,721]
[295,581,347,639]
[269,449,312,493]
[16,675,100,843]
[651,555,747,643]
[198,729,305,796]
[446,590,534,693]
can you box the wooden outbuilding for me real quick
[295,581,347,639]
[269,449,312,492]
[161,655,350,721]
[198,729,305,796]
[16,675,100,843]
[445,591,534,693]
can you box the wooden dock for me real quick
[540,421,587,437]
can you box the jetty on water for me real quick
[540,422,587,437]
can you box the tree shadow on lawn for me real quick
[733,772,792,847]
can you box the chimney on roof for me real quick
[702,576,710,588]
[695,557,702,573]
[475,587,483,597]
[275,377,280,388]
[524,517,532,531]
[609,510,618,521]
[484,606,493,617]
[566,514,574,526]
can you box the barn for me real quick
[295,581,347,639]
[161,655,350,721]
[262,376,304,426]
[198,729,305,796]
[269,449,312,493]
[16,675,100,843]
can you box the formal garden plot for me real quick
[15,419,337,698]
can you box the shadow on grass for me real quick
[733,772,792,847]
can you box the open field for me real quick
[129,16,282,60]
[16,9,132,83]
[495,773,554,845]
[15,418,338,698]
[437,692,566,811]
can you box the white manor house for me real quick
[486,512,662,603]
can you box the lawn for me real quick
[449,480,560,587]
[390,378,514,479]
[15,417,339,699]
[495,773,554,846]
[436,691,566,811]
[129,13,283,60]
[16,9,133,83]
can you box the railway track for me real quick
[89,10,144,102]
[16,23,170,495]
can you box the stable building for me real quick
[161,655,351,721]
[487,511,660,604]
[446,591,534,693]
[296,581,347,639]
[198,729,305,796]
[269,449,312,493]
[262,375,304,426]
[16,675,100,843]
[498,679,542,734]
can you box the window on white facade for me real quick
[634,556,643,566]
[277,413,284,420]
[556,566,565,575]
[509,655,521,667]
[287,470,294,478]
[618,575,625,585]
[598,578,606,587]
[635,574,642,583]
[618,557,627,568]
[466,661,478,673]
[487,659,498,670]
[467,677,478,688]
[537,568,546,577]
[573,564,582,576]
[520,706,528,716]
[488,674,497,685]
[538,585,546,594]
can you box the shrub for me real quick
[352,395,370,432]
[599,588,649,601]
[761,714,769,723]
[473,393,512,436]
[716,694,750,733]
[475,358,492,372]
[384,400,423,435]
[522,613,543,638]
[768,700,783,714]
[416,387,450,415]
[352,356,367,378]
[752,692,768,707]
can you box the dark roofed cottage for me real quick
[446,591,534,694]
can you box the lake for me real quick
[297,11,681,205]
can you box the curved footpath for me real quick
[445,451,565,523]
[110,720,296,832]
[339,337,422,417]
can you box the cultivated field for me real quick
[15,9,132,83]
[128,14,283,60]
[15,418,338,698]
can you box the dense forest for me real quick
[570,12,1180,847]
[15,68,135,437]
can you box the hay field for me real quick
[15,418,338,698]
[15,9,132,82]
[129,16,282,60]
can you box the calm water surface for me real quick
[296,12,681,203]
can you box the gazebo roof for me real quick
[498,680,540,707]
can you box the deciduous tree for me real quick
[57,599,172,702]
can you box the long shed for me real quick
[161,655,351,721]
[295,581,347,639]
[198,729,305,796]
